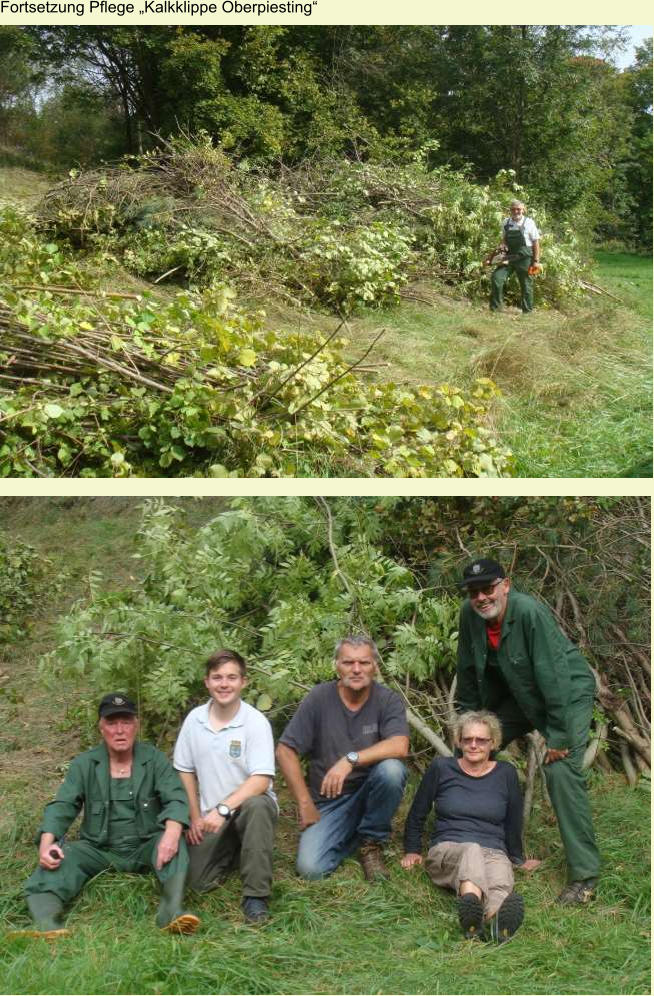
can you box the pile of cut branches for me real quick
[0,284,513,479]
[35,136,588,312]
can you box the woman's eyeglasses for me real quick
[461,736,491,746]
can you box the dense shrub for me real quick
[0,206,512,478]
[0,531,47,643]
[36,138,589,313]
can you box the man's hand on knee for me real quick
[156,822,182,869]
[38,839,64,871]
[320,757,353,799]
[298,798,321,830]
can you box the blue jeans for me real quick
[296,759,407,880]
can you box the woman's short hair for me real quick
[454,710,503,750]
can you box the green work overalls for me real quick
[490,218,534,313]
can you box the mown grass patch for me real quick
[344,252,652,477]
[1,777,650,995]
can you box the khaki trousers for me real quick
[425,841,514,918]
[187,795,277,899]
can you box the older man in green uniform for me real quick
[456,558,600,905]
[17,693,199,938]
[486,199,541,313]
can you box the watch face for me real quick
[218,804,230,817]
[347,752,358,764]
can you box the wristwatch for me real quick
[216,803,234,819]
[345,751,359,766]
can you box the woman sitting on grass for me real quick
[401,710,540,942]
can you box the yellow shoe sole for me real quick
[161,914,200,935]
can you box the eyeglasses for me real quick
[461,736,491,746]
[465,580,503,599]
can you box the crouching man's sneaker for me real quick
[242,896,269,924]
[556,878,597,906]
[359,840,389,881]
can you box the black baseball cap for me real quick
[459,558,506,588]
[98,693,137,718]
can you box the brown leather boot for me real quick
[359,840,389,881]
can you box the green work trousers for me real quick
[187,795,277,899]
[25,833,189,904]
[497,691,600,882]
[490,255,533,313]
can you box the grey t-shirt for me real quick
[279,681,408,802]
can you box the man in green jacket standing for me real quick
[456,558,600,905]
[17,693,199,938]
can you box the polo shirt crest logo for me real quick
[229,740,242,758]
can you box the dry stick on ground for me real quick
[583,721,608,770]
[579,279,623,304]
[620,740,638,787]
[289,329,386,418]
[522,734,540,829]
[390,678,452,758]
[16,285,143,301]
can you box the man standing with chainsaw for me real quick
[485,199,541,313]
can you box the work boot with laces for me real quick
[557,878,597,905]
[359,840,389,881]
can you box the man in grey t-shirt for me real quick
[276,635,409,882]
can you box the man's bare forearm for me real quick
[276,743,312,804]
[178,770,202,822]
[354,735,409,767]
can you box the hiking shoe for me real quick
[456,893,485,940]
[242,896,269,924]
[557,878,597,906]
[488,892,524,944]
[359,840,389,881]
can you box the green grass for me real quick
[0,779,650,995]
[337,253,652,478]
[0,499,651,994]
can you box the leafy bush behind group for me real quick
[47,498,461,742]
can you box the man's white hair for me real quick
[510,199,525,209]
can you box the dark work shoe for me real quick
[359,840,389,881]
[457,893,485,940]
[242,896,269,924]
[557,878,597,906]
[488,892,524,943]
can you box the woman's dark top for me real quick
[403,756,524,864]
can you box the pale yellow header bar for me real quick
[1,5,652,24]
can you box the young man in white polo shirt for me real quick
[173,649,277,923]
